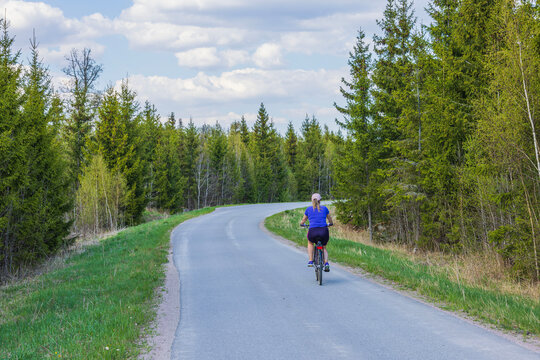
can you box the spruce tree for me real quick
[140,101,161,207]
[252,103,273,202]
[0,18,24,276]
[183,119,200,209]
[240,115,250,146]
[421,0,497,247]
[17,34,72,261]
[284,121,298,169]
[333,28,379,238]
[284,121,298,199]
[154,116,184,212]
[118,81,146,224]
[208,123,228,204]
[467,0,540,279]
[371,0,421,244]
[297,115,324,199]
[94,87,125,171]
[62,48,102,189]
[93,83,146,224]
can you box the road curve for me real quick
[167,203,538,360]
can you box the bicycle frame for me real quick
[313,241,324,285]
[301,223,330,286]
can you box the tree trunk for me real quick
[518,41,540,184]
[519,168,540,281]
[368,204,373,243]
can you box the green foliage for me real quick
[488,220,536,279]
[139,101,161,207]
[333,29,380,235]
[464,0,540,279]
[62,48,102,189]
[266,207,540,335]
[0,207,215,359]
[183,119,200,209]
[0,18,24,277]
[75,155,126,235]
[154,115,185,213]
[0,23,72,278]
[93,82,147,225]
[4,0,538,284]
[331,0,539,280]
[251,103,288,202]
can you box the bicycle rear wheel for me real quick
[317,249,323,285]
[313,247,319,281]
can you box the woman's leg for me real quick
[307,241,314,261]
[323,246,328,263]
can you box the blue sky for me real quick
[5,0,431,133]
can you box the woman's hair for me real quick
[312,198,321,211]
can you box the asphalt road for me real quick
[168,203,538,360]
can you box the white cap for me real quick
[311,193,321,201]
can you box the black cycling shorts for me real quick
[307,226,329,246]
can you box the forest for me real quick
[1,0,539,282]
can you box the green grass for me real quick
[265,208,540,337]
[0,207,215,359]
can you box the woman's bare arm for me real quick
[300,214,308,225]
[327,213,333,225]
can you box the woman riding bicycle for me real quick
[300,193,333,272]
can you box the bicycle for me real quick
[301,223,332,285]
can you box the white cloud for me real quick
[114,67,344,133]
[113,20,250,52]
[39,42,106,65]
[0,0,432,134]
[123,67,341,104]
[253,43,282,68]
[176,47,220,68]
[221,49,250,67]
[0,1,112,67]
[3,0,64,31]
[175,47,250,68]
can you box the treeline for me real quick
[332,0,540,281]
[0,20,338,279]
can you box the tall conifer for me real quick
[0,18,24,276]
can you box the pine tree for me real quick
[62,48,102,189]
[0,18,24,276]
[140,101,161,207]
[94,87,125,171]
[208,123,229,204]
[93,82,146,224]
[16,34,72,261]
[154,116,185,212]
[297,115,324,199]
[252,103,273,202]
[118,81,146,224]
[284,121,298,169]
[240,115,250,146]
[284,121,298,199]
[370,0,422,244]
[421,0,497,248]
[183,119,200,209]
[1,27,73,276]
[236,145,256,203]
[467,0,540,279]
[333,28,379,239]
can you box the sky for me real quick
[2,0,432,133]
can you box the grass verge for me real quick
[0,207,215,359]
[265,208,540,337]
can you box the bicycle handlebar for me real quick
[300,223,333,228]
